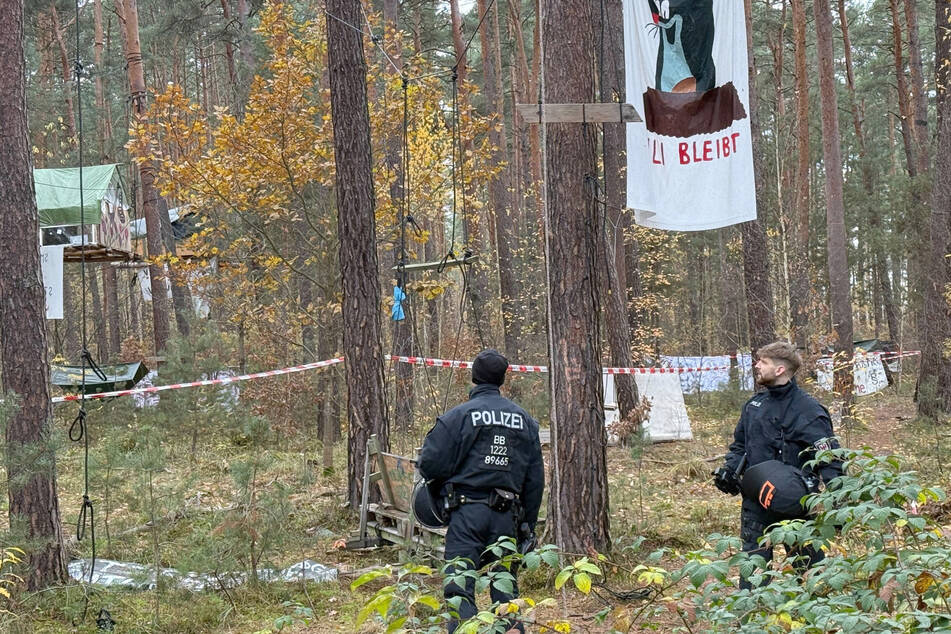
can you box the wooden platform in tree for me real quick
[63,245,141,263]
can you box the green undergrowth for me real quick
[0,369,943,631]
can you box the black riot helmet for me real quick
[741,460,817,519]
[411,479,449,529]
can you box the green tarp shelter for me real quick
[51,361,149,396]
[35,164,125,227]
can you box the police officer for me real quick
[712,341,842,589]
[418,349,544,633]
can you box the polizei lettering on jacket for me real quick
[470,410,525,430]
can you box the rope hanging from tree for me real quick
[68,0,107,625]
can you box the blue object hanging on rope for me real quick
[392,285,406,321]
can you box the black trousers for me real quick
[739,500,824,591]
[443,503,523,633]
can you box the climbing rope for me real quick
[70,0,101,624]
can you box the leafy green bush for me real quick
[351,540,598,633]
[645,447,951,632]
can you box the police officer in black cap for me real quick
[418,349,544,633]
[712,341,842,589]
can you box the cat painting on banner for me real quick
[623,0,756,230]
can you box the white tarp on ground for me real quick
[68,558,336,591]
[816,354,889,396]
[604,373,693,442]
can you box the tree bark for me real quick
[103,266,122,358]
[478,0,521,365]
[49,5,78,142]
[815,0,855,407]
[156,196,193,339]
[838,0,900,342]
[919,0,951,415]
[94,0,113,160]
[449,0,495,346]
[0,0,68,589]
[597,0,638,420]
[543,0,610,553]
[790,0,811,348]
[890,0,918,178]
[904,0,930,177]
[121,0,171,354]
[742,0,777,352]
[326,0,390,509]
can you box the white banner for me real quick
[623,0,756,230]
[40,245,65,319]
[816,354,889,396]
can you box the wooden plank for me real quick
[392,254,478,273]
[517,103,641,124]
[379,453,416,513]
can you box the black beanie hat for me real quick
[472,349,508,386]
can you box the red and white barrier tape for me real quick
[386,354,547,373]
[52,357,345,403]
[603,365,732,374]
[386,354,731,375]
[61,349,919,405]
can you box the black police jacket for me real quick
[724,379,842,485]
[418,383,545,530]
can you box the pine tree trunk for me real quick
[0,0,68,588]
[742,0,777,352]
[543,0,610,553]
[919,0,951,415]
[478,0,521,365]
[838,0,900,342]
[890,0,918,177]
[89,264,107,358]
[49,5,78,142]
[157,196,192,339]
[326,0,390,509]
[815,0,855,407]
[121,0,171,353]
[103,266,121,358]
[597,0,638,420]
[904,0,930,177]
[448,0,495,346]
[94,0,113,160]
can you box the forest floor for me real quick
[3,373,944,633]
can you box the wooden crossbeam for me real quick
[392,254,478,274]
[516,102,641,124]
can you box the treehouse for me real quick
[36,164,137,262]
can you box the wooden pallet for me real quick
[346,435,446,554]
